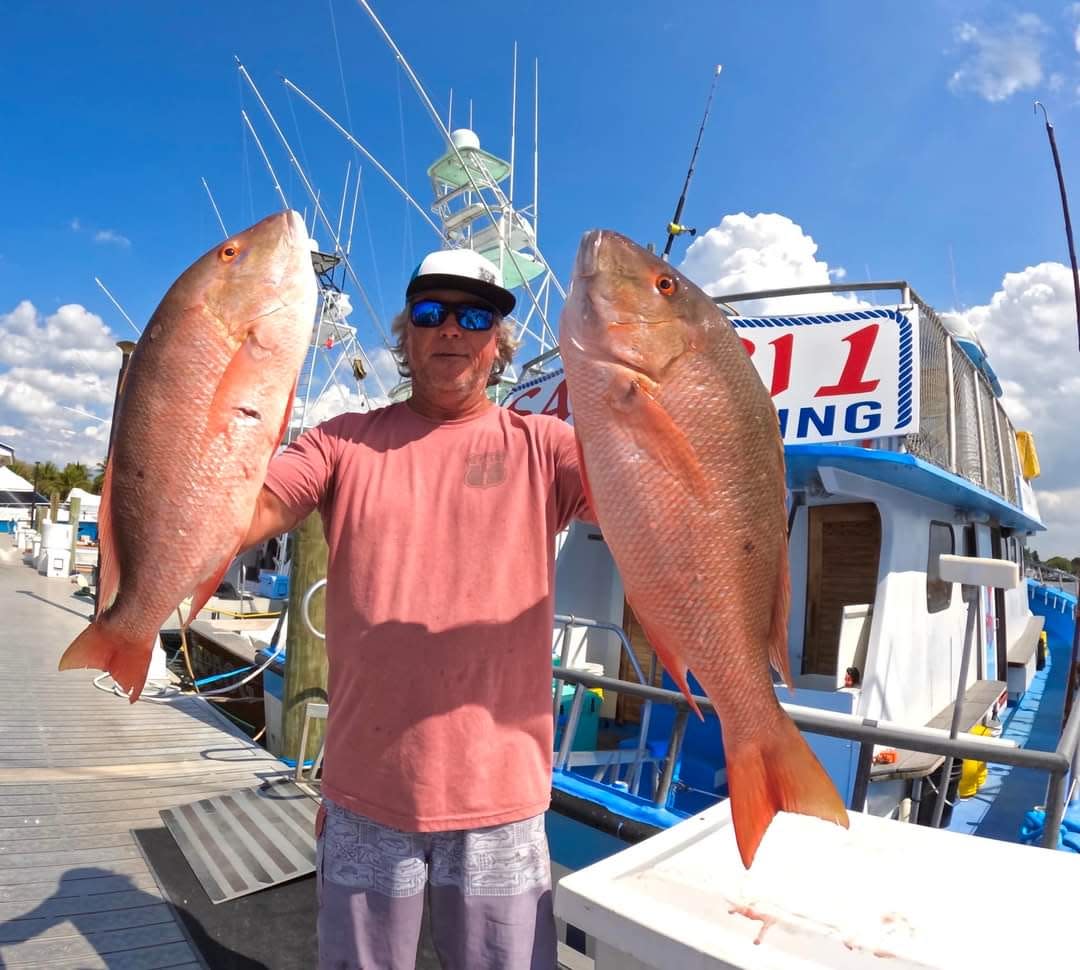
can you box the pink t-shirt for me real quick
[264,401,590,832]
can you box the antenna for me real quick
[354,0,566,306]
[345,166,362,259]
[533,57,539,243]
[201,177,229,239]
[241,109,290,210]
[1034,100,1080,350]
[336,160,352,245]
[509,42,518,205]
[94,277,141,337]
[662,64,723,260]
[283,76,446,240]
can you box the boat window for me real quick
[927,522,955,613]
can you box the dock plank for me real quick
[0,556,310,969]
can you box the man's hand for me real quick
[241,487,304,553]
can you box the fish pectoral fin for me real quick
[274,379,298,452]
[183,547,242,628]
[606,377,708,499]
[205,328,275,440]
[573,436,600,522]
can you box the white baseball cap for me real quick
[406,248,516,315]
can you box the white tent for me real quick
[67,487,101,508]
[0,466,46,531]
[0,466,34,492]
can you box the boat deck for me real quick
[0,547,294,969]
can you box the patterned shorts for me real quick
[315,798,557,970]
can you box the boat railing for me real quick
[551,613,654,796]
[711,280,1024,510]
[551,664,1080,850]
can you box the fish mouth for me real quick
[574,230,604,279]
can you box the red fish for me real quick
[559,229,849,867]
[59,210,317,701]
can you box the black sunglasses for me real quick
[409,298,497,332]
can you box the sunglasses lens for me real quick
[410,300,445,328]
[458,306,495,331]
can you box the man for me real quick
[242,248,590,970]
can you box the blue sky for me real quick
[3,1,1080,550]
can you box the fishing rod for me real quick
[1034,101,1080,350]
[1034,101,1080,729]
[662,65,722,261]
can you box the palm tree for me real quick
[59,462,93,496]
[34,461,61,498]
[91,460,107,495]
[8,458,34,483]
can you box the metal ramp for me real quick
[161,778,319,903]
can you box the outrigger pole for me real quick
[662,65,722,261]
[1033,101,1080,730]
[1034,101,1080,350]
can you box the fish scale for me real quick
[57,210,317,703]
[559,228,848,868]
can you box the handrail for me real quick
[551,614,652,796]
[550,665,1080,848]
[710,280,912,306]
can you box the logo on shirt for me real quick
[465,451,506,488]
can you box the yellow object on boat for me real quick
[1015,430,1041,480]
[959,723,992,798]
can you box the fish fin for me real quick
[274,381,297,451]
[606,378,708,499]
[725,713,849,869]
[634,609,703,720]
[183,547,241,627]
[767,543,794,689]
[205,329,274,440]
[94,459,120,617]
[58,620,153,704]
[573,436,600,523]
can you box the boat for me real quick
[498,278,1080,964]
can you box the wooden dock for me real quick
[0,546,294,969]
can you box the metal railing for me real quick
[551,665,1080,849]
[551,614,654,797]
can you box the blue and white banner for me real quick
[503,307,919,446]
[732,307,919,445]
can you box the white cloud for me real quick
[947,15,1045,103]
[69,218,81,232]
[94,229,131,248]
[944,261,1080,555]
[1072,3,1080,54]
[676,212,867,315]
[0,301,120,465]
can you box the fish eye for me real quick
[655,274,677,297]
[220,244,239,262]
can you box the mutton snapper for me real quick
[59,210,317,702]
[559,229,848,868]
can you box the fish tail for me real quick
[58,620,152,704]
[725,714,849,868]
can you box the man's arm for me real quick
[240,486,305,554]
